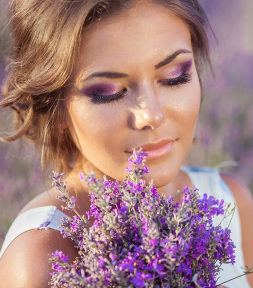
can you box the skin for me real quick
[0,1,252,287]
[65,1,201,197]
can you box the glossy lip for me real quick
[126,138,176,154]
[144,142,174,160]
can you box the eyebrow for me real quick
[85,49,192,80]
[154,49,192,69]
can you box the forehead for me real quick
[75,2,192,76]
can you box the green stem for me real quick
[216,271,253,286]
[73,208,89,228]
[114,226,128,248]
[227,204,236,229]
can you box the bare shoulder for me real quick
[0,227,78,287]
[0,186,81,287]
[18,183,90,218]
[220,172,253,220]
[220,172,253,286]
[220,172,253,206]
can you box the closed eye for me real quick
[158,71,192,87]
[88,88,127,104]
[87,71,192,104]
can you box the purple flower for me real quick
[52,250,69,262]
[131,276,145,287]
[49,148,236,288]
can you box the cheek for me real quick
[182,84,201,121]
[67,99,126,149]
[160,74,201,147]
[179,77,201,140]
[67,99,130,180]
[164,74,201,123]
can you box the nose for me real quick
[130,85,165,130]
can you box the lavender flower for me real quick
[49,149,237,288]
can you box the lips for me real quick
[126,138,175,154]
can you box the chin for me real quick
[143,166,177,188]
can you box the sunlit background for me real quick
[0,0,252,246]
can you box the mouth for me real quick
[125,138,176,160]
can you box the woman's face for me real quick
[66,1,201,189]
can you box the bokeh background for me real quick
[0,0,252,246]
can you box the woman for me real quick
[0,0,252,287]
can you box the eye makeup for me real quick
[82,83,121,97]
[161,59,192,78]
[158,59,192,87]
[80,83,127,104]
[181,59,192,73]
[81,59,193,104]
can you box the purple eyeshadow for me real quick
[164,59,193,78]
[83,83,117,96]
[181,59,192,73]
[82,59,193,97]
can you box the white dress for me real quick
[0,166,251,288]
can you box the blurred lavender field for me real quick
[190,1,253,190]
[0,0,252,247]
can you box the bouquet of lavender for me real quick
[49,149,237,288]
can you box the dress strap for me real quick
[0,206,70,258]
[181,165,230,200]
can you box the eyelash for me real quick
[90,88,127,104]
[158,71,192,87]
[89,71,192,104]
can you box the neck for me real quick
[65,155,191,207]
